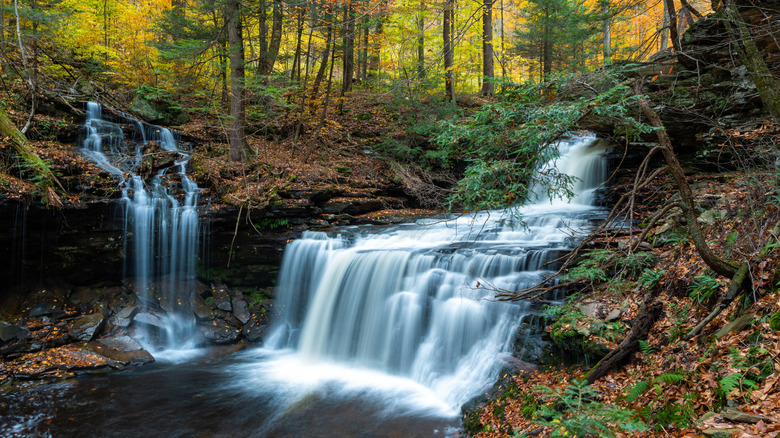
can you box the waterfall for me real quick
[79,102,201,356]
[262,134,608,413]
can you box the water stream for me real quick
[82,102,202,356]
[0,132,609,437]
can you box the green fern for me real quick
[638,340,655,355]
[625,380,649,403]
[655,373,685,384]
[769,310,780,332]
[718,373,742,396]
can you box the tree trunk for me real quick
[663,0,681,51]
[291,7,304,82]
[481,0,494,96]
[227,0,247,162]
[361,17,368,80]
[543,9,552,81]
[660,0,669,51]
[443,0,454,100]
[721,0,780,123]
[310,24,332,104]
[341,1,355,95]
[369,1,387,80]
[602,0,611,65]
[261,0,283,75]
[633,80,738,278]
[417,0,425,79]
[257,0,268,73]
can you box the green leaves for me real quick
[433,71,652,211]
[534,379,648,437]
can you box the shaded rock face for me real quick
[0,200,125,301]
[130,93,190,126]
[69,313,107,342]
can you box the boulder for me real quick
[212,285,232,312]
[243,314,267,343]
[232,299,250,324]
[130,93,189,126]
[83,341,154,369]
[578,302,609,319]
[108,305,139,328]
[70,313,107,342]
[133,312,166,329]
[97,335,144,351]
[199,319,241,344]
[190,291,213,320]
[0,321,31,342]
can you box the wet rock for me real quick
[70,313,107,342]
[243,314,267,343]
[83,337,154,369]
[108,305,139,328]
[232,299,250,324]
[578,302,609,320]
[28,301,65,319]
[0,321,31,342]
[97,335,144,351]
[190,291,213,320]
[199,319,241,344]
[604,308,622,322]
[212,285,232,311]
[133,312,166,329]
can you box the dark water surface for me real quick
[0,348,461,437]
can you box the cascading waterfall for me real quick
[260,134,609,415]
[80,102,201,354]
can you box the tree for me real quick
[721,0,780,123]
[443,0,455,100]
[227,0,247,161]
[481,0,494,96]
[514,0,599,81]
[416,0,424,79]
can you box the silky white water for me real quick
[257,134,609,417]
[80,102,201,358]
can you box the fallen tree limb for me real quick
[586,297,664,384]
[685,262,751,340]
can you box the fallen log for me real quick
[586,297,664,384]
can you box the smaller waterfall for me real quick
[80,102,202,356]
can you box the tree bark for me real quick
[685,262,751,340]
[261,0,283,75]
[481,0,494,96]
[633,80,738,278]
[443,0,455,100]
[602,0,611,65]
[227,0,247,162]
[721,0,780,123]
[291,6,304,82]
[417,0,425,79]
[341,1,355,95]
[663,0,681,51]
[310,23,332,104]
[586,298,663,384]
[368,0,387,79]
